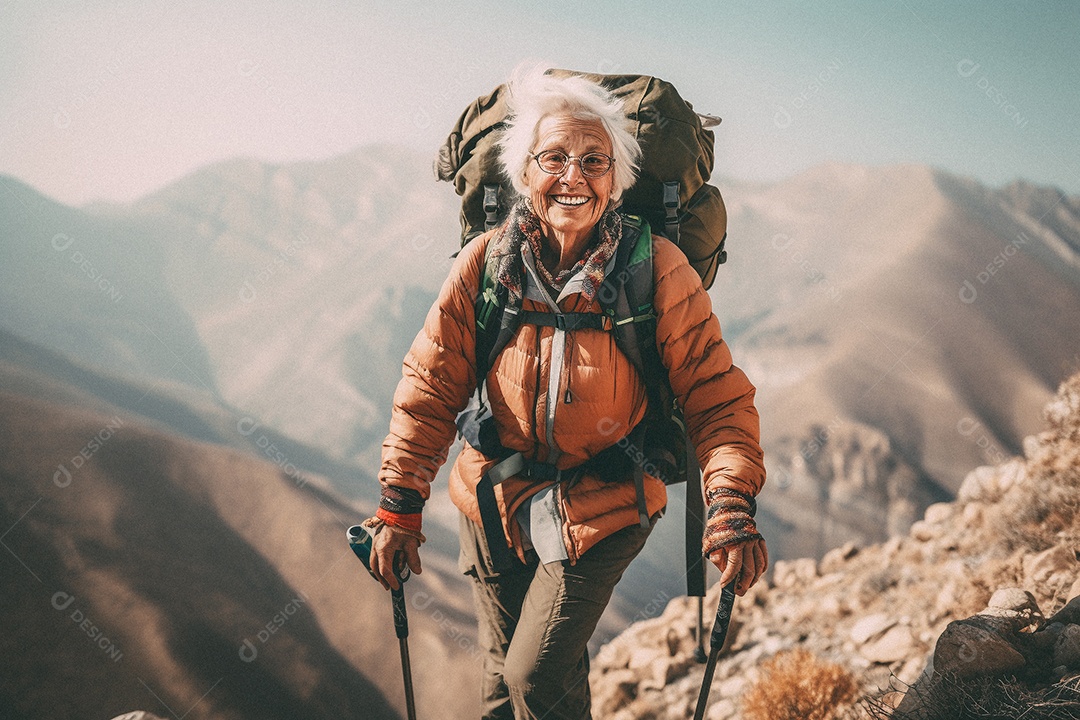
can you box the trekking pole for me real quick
[347,525,418,720]
[694,597,708,663]
[692,582,736,720]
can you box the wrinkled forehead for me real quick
[532,114,612,153]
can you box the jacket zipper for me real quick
[564,336,574,403]
[556,481,578,565]
[531,329,543,453]
[546,325,565,460]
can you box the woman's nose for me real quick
[560,158,586,184]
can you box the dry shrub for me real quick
[862,672,1080,719]
[1005,373,1080,553]
[742,648,859,720]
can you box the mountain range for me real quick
[2,146,1078,716]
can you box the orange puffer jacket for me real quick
[378,227,765,564]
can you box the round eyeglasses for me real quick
[530,150,615,178]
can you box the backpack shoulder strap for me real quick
[474,237,521,399]
[599,214,655,375]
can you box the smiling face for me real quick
[523,114,615,249]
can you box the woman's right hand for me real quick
[370,523,423,591]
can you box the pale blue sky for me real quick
[1,0,1076,206]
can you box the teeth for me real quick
[553,195,589,206]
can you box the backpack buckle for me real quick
[483,185,500,231]
[663,181,681,245]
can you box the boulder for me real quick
[592,668,638,717]
[1024,545,1077,589]
[772,558,817,589]
[978,588,1043,636]
[861,625,915,664]
[910,520,938,542]
[628,646,666,671]
[820,541,859,573]
[1054,624,1080,670]
[595,640,631,670]
[933,621,1026,679]
[1050,595,1080,626]
[924,502,955,524]
[851,613,897,645]
[987,588,1039,614]
[957,460,1026,503]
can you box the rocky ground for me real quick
[591,371,1080,719]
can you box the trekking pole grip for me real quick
[710,582,736,651]
[391,586,409,639]
[391,553,410,639]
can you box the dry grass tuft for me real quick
[742,648,859,720]
[862,673,1080,719]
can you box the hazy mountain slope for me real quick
[719,163,1080,555]
[0,385,481,718]
[0,176,217,392]
[5,150,1079,573]
[127,146,454,462]
[0,326,381,507]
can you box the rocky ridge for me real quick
[591,370,1080,718]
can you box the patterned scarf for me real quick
[491,198,622,302]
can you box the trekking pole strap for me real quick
[475,472,519,573]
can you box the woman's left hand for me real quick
[709,536,768,596]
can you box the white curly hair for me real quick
[497,65,641,203]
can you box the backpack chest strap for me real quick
[518,309,613,332]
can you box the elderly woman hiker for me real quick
[363,68,767,720]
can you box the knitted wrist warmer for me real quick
[377,485,425,532]
[703,487,763,556]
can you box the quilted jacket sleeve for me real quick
[651,237,766,502]
[375,235,486,528]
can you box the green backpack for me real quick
[439,71,729,599]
